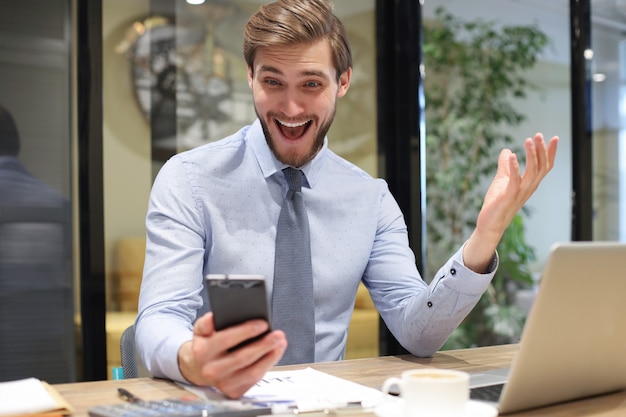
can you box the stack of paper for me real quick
[0,378,73,417]
[181,367,387,414]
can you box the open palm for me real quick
[464,133,559,273]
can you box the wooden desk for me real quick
[54,344,626,417]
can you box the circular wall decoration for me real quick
[120,3,254,153]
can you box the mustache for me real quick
[268,112,318,125]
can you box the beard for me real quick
[256,105,336,167]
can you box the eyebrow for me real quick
[257,65,330,81]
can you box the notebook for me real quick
[468,241,626,414]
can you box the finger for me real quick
[217,319,271,353]
[496,148,514,178]
[217,361,270,399]
[218,372,262,399]
[212,331,286,398]
[532,133,549,173]
[546,136,559,169]
[199,319,272,368]
[523,136,538,178]
[506,152,521,197]
[207,331,287,398]
[220,328,285,373]
[248,331,287,369]
[194,312,215,337]
[236,329,286,368]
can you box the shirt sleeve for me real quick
[403,244,497,356]
[365,186,498,357]
[135,157,206,383]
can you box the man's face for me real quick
[248,39,351,167]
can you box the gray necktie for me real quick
[272,167,315,364]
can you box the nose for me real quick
[279,88,305,117]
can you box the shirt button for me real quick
[427,301,433,308]
[450,268,457,275]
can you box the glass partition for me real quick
[590,2,626,241]
[0,0,75,382]
[422,0,572,348]
[102,0,377,376]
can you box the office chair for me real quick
[0,205,75,383]
[120,324,149,378]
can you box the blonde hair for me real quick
[243,0,352,80]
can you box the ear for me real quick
[247,66,254,89]
[336,67,352,98]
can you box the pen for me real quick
[118,387,142,403]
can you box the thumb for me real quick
[194,312,216,337]
[495,148,514,179]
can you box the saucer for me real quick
[374,399,498,417]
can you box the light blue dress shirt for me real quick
[136,119,496,383]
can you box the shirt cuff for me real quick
[430,244,497,296]
[457,240,499,275]
[137,315,193,384]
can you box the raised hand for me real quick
[463,133,559,273]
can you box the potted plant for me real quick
[422,7,550,348]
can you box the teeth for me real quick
[277,119,309,128]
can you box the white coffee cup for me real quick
[381,368,470,417]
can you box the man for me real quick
[0,104,71,382]
[136,0,558,399]
[0,106,68,207]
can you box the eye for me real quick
[263,78,281,87]
[304,81,321,88]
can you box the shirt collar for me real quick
[249,118,327,189]
[0,156,25,171]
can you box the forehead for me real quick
[252,39,336,79]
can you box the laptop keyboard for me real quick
[470,383,505,402]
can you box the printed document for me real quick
[182,367,387,413]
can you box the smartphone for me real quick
[205,274,271,350]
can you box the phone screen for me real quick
[205,274,271,349]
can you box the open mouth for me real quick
[275,118,312,140]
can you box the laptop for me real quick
[469,241,626,414]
